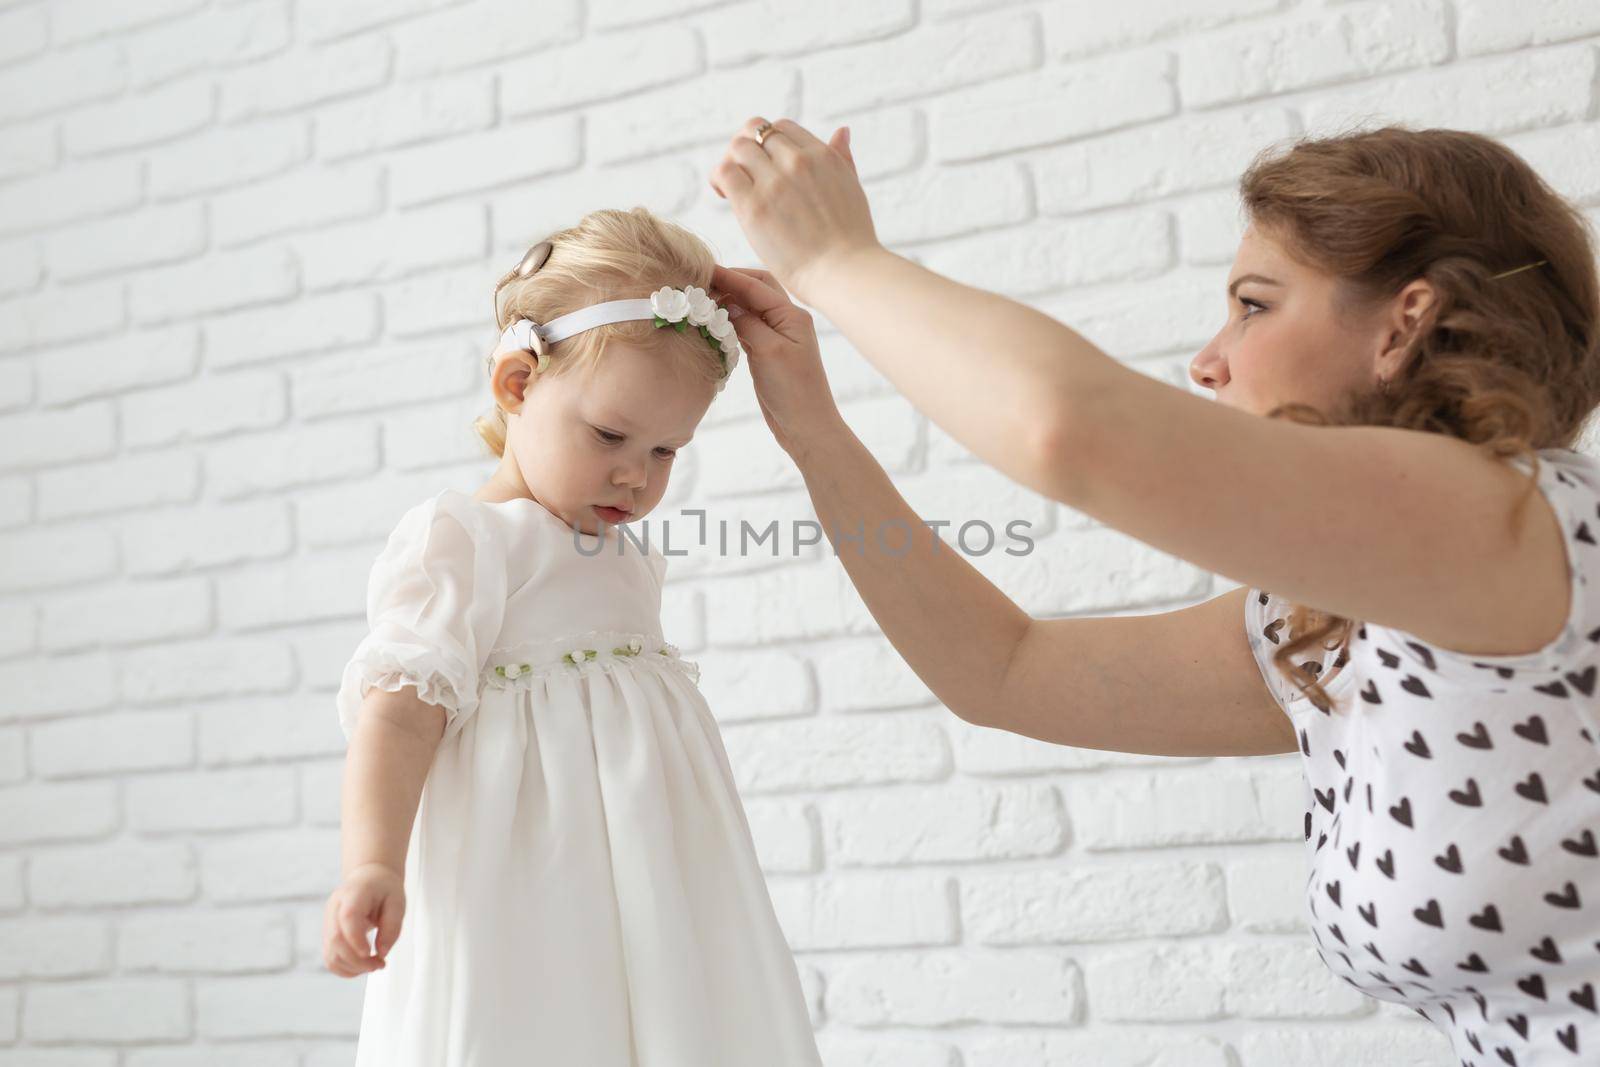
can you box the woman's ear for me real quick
[1393,278,1439,345]
[1402,275,1438,320]
[1376,277,1439,375]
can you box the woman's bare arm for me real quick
[794,418,1032,725]
[802,247,1570,665]
[996,585,1296,757]
[794,421,1292,756]
[340,686,445,879]
[719,120,1571,664]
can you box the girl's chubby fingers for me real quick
[337,902,382,967]
[322,924,376,977]
[328,937,383,975]
[334,951,381,977]
[372,894,404,959]
[337,906,368,956]
[324,941,363,977]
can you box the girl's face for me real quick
[492,341,715,537]
[1188,225,1394,417]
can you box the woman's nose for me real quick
[1189,361,1224,390]
[1189,338,1228,391]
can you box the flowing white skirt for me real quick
[351,634,821,1066]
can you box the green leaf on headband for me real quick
[652,315,668,327]
[673,320,688,333]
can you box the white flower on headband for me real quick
[649,284,742,382]
[650,287,690,323]
[685,288,718,327]
[706,307,736,348]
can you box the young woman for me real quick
[708,120,1600,1063]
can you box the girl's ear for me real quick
[490,350,541,412]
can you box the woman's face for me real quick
[1189,225,1393,417]
[492,341,715,537]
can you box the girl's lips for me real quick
[595,505,631,521]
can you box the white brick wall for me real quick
[0,0,1593,1062]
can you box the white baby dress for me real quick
[335,488,823,1067]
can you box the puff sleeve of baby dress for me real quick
[336,492,508,745]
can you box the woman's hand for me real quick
[709,117,881,307]
[710,264,845,462]
[322,862,405,978]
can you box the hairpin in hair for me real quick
[1488,259,1547,281]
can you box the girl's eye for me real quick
[1238,297,1266,320]
[595,428,674,458]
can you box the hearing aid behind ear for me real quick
[487,240,557,376]
[492,239,555,329]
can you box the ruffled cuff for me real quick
[336,642,476,742]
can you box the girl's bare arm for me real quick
[340,686,445,878]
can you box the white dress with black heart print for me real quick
[1246,446,1600,1066]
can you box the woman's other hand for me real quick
[710,264,845,462]
[709,117,881,306]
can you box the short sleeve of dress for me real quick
[1418,447,1600,680]
[1244,587,1330,712]
[335,491,508,744]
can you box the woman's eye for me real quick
[1239,297,1266,320]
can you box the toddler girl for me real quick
[323,207,822,1066]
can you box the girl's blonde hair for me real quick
[472,207,722,459]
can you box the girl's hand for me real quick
[322,862,405,978]
[710,264,845,462]
[709,117,881,307]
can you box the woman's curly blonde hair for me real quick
[473,206,724,459]
[1242,125,1600,713]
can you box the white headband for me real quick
[489,284,742,391]
[493,299,656,355]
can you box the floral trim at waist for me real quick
[481,629,700,688]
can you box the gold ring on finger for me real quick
[754,121,775,147]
